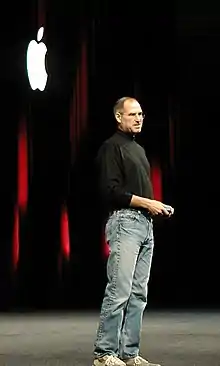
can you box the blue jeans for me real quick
[94,208,154,359]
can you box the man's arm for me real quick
[130,195,151,208]
[130,195,171,216]
[96,142,132,208]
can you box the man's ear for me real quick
[115,113,121,124]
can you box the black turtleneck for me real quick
[96,129,154,215]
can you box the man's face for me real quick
[116,99,145,134]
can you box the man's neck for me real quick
[117,128,135,140]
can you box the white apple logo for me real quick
[26,27,48,91]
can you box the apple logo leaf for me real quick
[37,27,44,43]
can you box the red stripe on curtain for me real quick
[102,229,109,259]
[151,160,162,201]
[68,30,88,265]
[60,203,70,260]
[69,33,88,163]
[18,116,28,213]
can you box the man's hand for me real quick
[130,195,174,217]
[143,199,174,217]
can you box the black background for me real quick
[1,0,220,311]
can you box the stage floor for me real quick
[0,310,219,365]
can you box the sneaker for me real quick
[94,355,126,366]
[123,356,161,366]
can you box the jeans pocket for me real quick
[119,213,139,229]
[105,213,117,243]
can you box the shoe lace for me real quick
[133,356,143,365]
[105,356,120,366]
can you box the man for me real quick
[93,97,174,366]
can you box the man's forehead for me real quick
[124,99,141,111]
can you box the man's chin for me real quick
[132,127,142,134]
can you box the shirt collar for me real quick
[116,129,135,141]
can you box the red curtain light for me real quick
[18,117,28,214]
[60,204,70,260]
[14,116,29,270]
[151,160,162,201]
[102,229,109,259]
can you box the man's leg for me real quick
[119,219,156,362]
[94,210,148,362]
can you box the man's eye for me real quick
[128,113,144,117]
